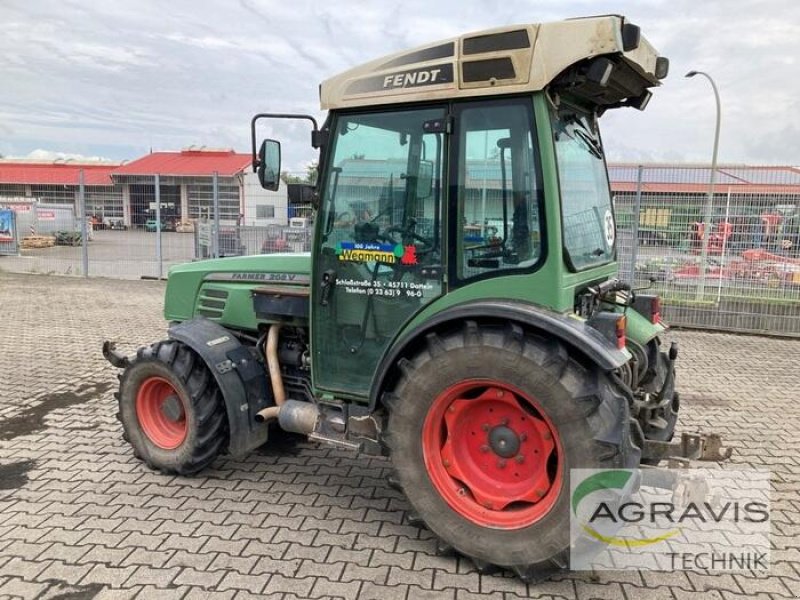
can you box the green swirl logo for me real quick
[572,470,681,548]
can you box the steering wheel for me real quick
[379,225,435,255]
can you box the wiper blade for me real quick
[572,128,603,160]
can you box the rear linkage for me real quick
[578,278,734,465]
[643,431,733,464]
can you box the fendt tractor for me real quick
[104,16,729,580]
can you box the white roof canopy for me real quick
[320,15,667,111]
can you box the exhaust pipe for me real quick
[254,325,318,435]
[255,406,281,423]
[256,325,286,423]
[266,324,286,406]
[255,325,285,423]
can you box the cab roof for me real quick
[320,15,667,111]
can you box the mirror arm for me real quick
[251,113,320,171]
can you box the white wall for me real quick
[242,171,288,226]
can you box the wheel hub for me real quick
[488,425,520,458]
[135,376,187,450]
[161,395,184,422]
[422,380,563,529]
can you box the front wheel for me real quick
[116,340,227,475]
[384,321,641,579]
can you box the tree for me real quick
[280,162,318,185]
[280,171,304,184]
[305,161,318,185]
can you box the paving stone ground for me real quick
[0,271,798,600]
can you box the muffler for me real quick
[255,400,318,435]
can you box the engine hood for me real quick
[164,253,311,322]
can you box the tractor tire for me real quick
[383,321,641,580]
[117,340,227,475]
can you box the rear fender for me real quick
[369,300,631,411]
[625,305,666,347]
[168,318,273,457]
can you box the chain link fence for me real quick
[0,170,312,279]
[2,164,799,336]
[614,165,800,336]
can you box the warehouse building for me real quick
[0,160,123,219]
[0,148,287,228]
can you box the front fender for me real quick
[168,318,273,457]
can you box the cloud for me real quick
[1,0,799,171]
[8,149,116,163]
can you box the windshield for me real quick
[553,111,615,270]
[319,107,445,256]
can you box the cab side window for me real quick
[454,98,543,283]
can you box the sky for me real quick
[1,1,798,172]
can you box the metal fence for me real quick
[614,165,800,336]
[2,165,799,336]
[0,170,313,280]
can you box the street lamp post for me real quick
[686,70,721,301]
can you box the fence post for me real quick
[155,173,163,279]
[716,186,732,303]
[79,169,89,278]
[212,171,220,258]
[627,165,643,284]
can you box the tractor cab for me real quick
[252,15,668,397]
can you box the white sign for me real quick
[604,209,615,247]
[570,468,770,571]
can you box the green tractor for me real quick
[104,16,709,579]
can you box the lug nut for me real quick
[480,445,490,453]
[534,488,546,498]
[520,433,527,442]
[500,417,509,426]
[497,459,506,469]
[515,455,525,464]
[543,431,552,441]
[481,423,490,432]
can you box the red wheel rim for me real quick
[422,379,563,529]
[135,376,187,450]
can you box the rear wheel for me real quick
[117,340,227,475]
[384,321,640,579]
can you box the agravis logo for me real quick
[571,470,681,548]
[570,468,771,571]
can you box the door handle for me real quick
[320,269,337,306]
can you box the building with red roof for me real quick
[113,149,251,178]
[0,160,123,220]
[0,149,287,227]
[0,161,118,186]
[109,149,257,226]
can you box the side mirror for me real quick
[257,139,281,191]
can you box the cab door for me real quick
[311,105,448,397]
